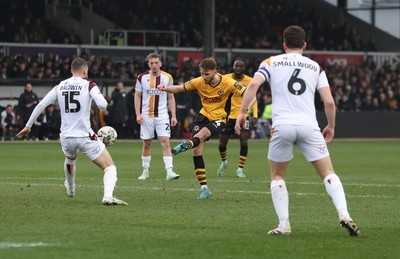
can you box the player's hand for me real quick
[136,114,143,125]
[171,116,177,127]
[322,126,334,143]
[16,127,31,138]
[235,113,246,135]
[157,83,166,91]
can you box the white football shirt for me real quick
[26,76,107,138]
[135,70,172,119]
[256,53,329,129]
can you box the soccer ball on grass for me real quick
[97,126,117,146]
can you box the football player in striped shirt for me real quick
[135,53,180,181]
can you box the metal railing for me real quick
[99,29,181,47]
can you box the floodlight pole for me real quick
[203,0,215,58]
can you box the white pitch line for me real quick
[2,176,400,188]
[0,242,52,248]
[0,181,397,199]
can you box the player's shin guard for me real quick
[189,137,201,149]
[270,179,289,228]
[238,145,248,169]
[193,155,207,187]
[103,165,117,198]
[64,158,76,186]
[324,173,350,218]
[219,145,227,161]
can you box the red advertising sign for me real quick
[177,51,204,69]
[308,53,364,67]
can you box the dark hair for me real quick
[146,52,162,62]
[199,58,217,70]
[283,25,306,49]
[71,58,88,71]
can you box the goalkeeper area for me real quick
[0,139,399,258]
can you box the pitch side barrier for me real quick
[0,43,399,137]
[316,111,400,138]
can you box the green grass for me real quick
[1,139,399,259]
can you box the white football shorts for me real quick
[140,116,171,140]
[268,124,330,162]
[61,136,105,161]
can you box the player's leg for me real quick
[217,133,229,176]
[80,137,127,205]
[171,121,208,155]
[171,114,216,155]
[138,139,152,180]
[268,160,291,235]
[236,128,250,178]
[267,125,295,235]
[159,136,180,180]
[192,141,212,200]
[298,126,360,236]
[60,138,78,197]
[138,117,154,180]
[156,118,179,180]
[64,156,77,197]
[312,157,360,236]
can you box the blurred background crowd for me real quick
[0,0,399,141]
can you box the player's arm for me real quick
[157,83,185,93]
[134,90,143,125]
[90,85,108,111]
[16,87,57,138]
[319,86,336,142]
[167,92,177,127]
[235,74,264,134]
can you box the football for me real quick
[97,126,118,146]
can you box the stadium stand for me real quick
[0,0,399,140]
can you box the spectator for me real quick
[125,85,139,139]
[18,82,39,140]
[32,111,48,141]
[110,81,128,138]
[13,62,30,79]
[46,104,61,139]
[1,104,17,141]
[0,66,8,80]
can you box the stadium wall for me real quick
[316,112,400,138]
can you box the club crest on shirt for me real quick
[218,89,224,95]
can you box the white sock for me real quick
[163,156,173,174]
[64,158,76,186]
[142,156,151,172]
[324,173,350,219]
[103,165,117,198]
[270,179,289,227]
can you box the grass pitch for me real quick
[0,139,399,258]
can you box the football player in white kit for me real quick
[135,53,180,180]
[235,25,359,236]
[16,58,128,206]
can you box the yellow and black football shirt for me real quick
[183,73,246,123]
[224,73,258,119]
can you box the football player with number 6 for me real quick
[16,58,128,206]
[235,25,359,236]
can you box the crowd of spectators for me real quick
[0,0,378,52]
[92,0,377,51]
[0,0,81,44]
[0,51,399,141]
[0,0,397,141]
